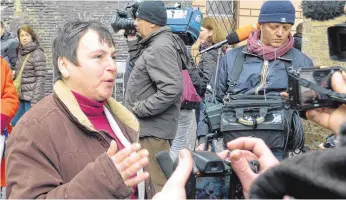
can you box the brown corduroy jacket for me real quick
[6,80,155,199]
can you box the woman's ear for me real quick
[207,29,213,38]
[57,57,70,79]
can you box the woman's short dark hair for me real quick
[17,25,40,43]
[52,20,115,80]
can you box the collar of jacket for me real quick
[241,45,293,62]
[1,32,13,41]
[139,25,172,45]
[293,33,302,38]
[19,41,44,55]
[53,80,139,133]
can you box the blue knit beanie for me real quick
[258,0,295,25]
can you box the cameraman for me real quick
[123,1,184,194]
[197,0,314,160]
[154,71,346,199]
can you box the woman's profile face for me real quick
[199,26,212,44]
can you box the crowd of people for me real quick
[1,0,346,199]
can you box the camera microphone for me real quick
[155,150,175,180]
[198,23,260,55]
[301,0,346,21]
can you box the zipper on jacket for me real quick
[95,131,112,147]
[255,60,269,95]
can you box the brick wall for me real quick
[1,0,137,100]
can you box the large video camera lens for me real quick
[328,24,346,62]
[110,10,136,33]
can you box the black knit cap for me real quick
[136,1,167,26]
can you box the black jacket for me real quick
[0,32,18,69]
[124,26,184,140]
[250,123,346,199]
[14,41,46,103]
[293,33,302,51]
[197,49,219,98]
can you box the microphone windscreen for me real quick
[236,23,260,41]
[155,150,174,180]
[301,0,346,21]
[226,23,260,45]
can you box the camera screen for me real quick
[341,34,346,51]
[299,69,332,106]
[195,176,231,199]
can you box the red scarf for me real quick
[247,30,294,60]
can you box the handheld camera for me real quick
[287,21,346,111]
[288,66,346,111]
[185,151,259,199]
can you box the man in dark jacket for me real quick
[0,21,18,70]
[124,1,184,194]
[199,1,314,160]
[293,22,303,51]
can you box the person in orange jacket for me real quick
[1,56,19,191]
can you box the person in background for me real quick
[195,17,227,149]
[0,57,19,197]
[6,21,153,199]
[204,1,314,160]
[154,70,346,199]
[124,1,184,193]
[0,21,18,70]
[293,22,303,51]
[11,25,47,126]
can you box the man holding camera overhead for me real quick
[198,1,314,160]
[124,0,184,194]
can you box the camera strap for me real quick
[228,46,247,95]
[299,77,346,102]
[228,46,293,95]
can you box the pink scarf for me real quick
[247,30,294,60]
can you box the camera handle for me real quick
[204,132,220,152]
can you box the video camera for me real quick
[328,23,346,62]
[110,3,138,35]
[287,23,346,111]
[110,2,203,46]
[288,66,346,111]
[185,151,259,199]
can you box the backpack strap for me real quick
[170,34,190,70]
[228,45,246,95]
